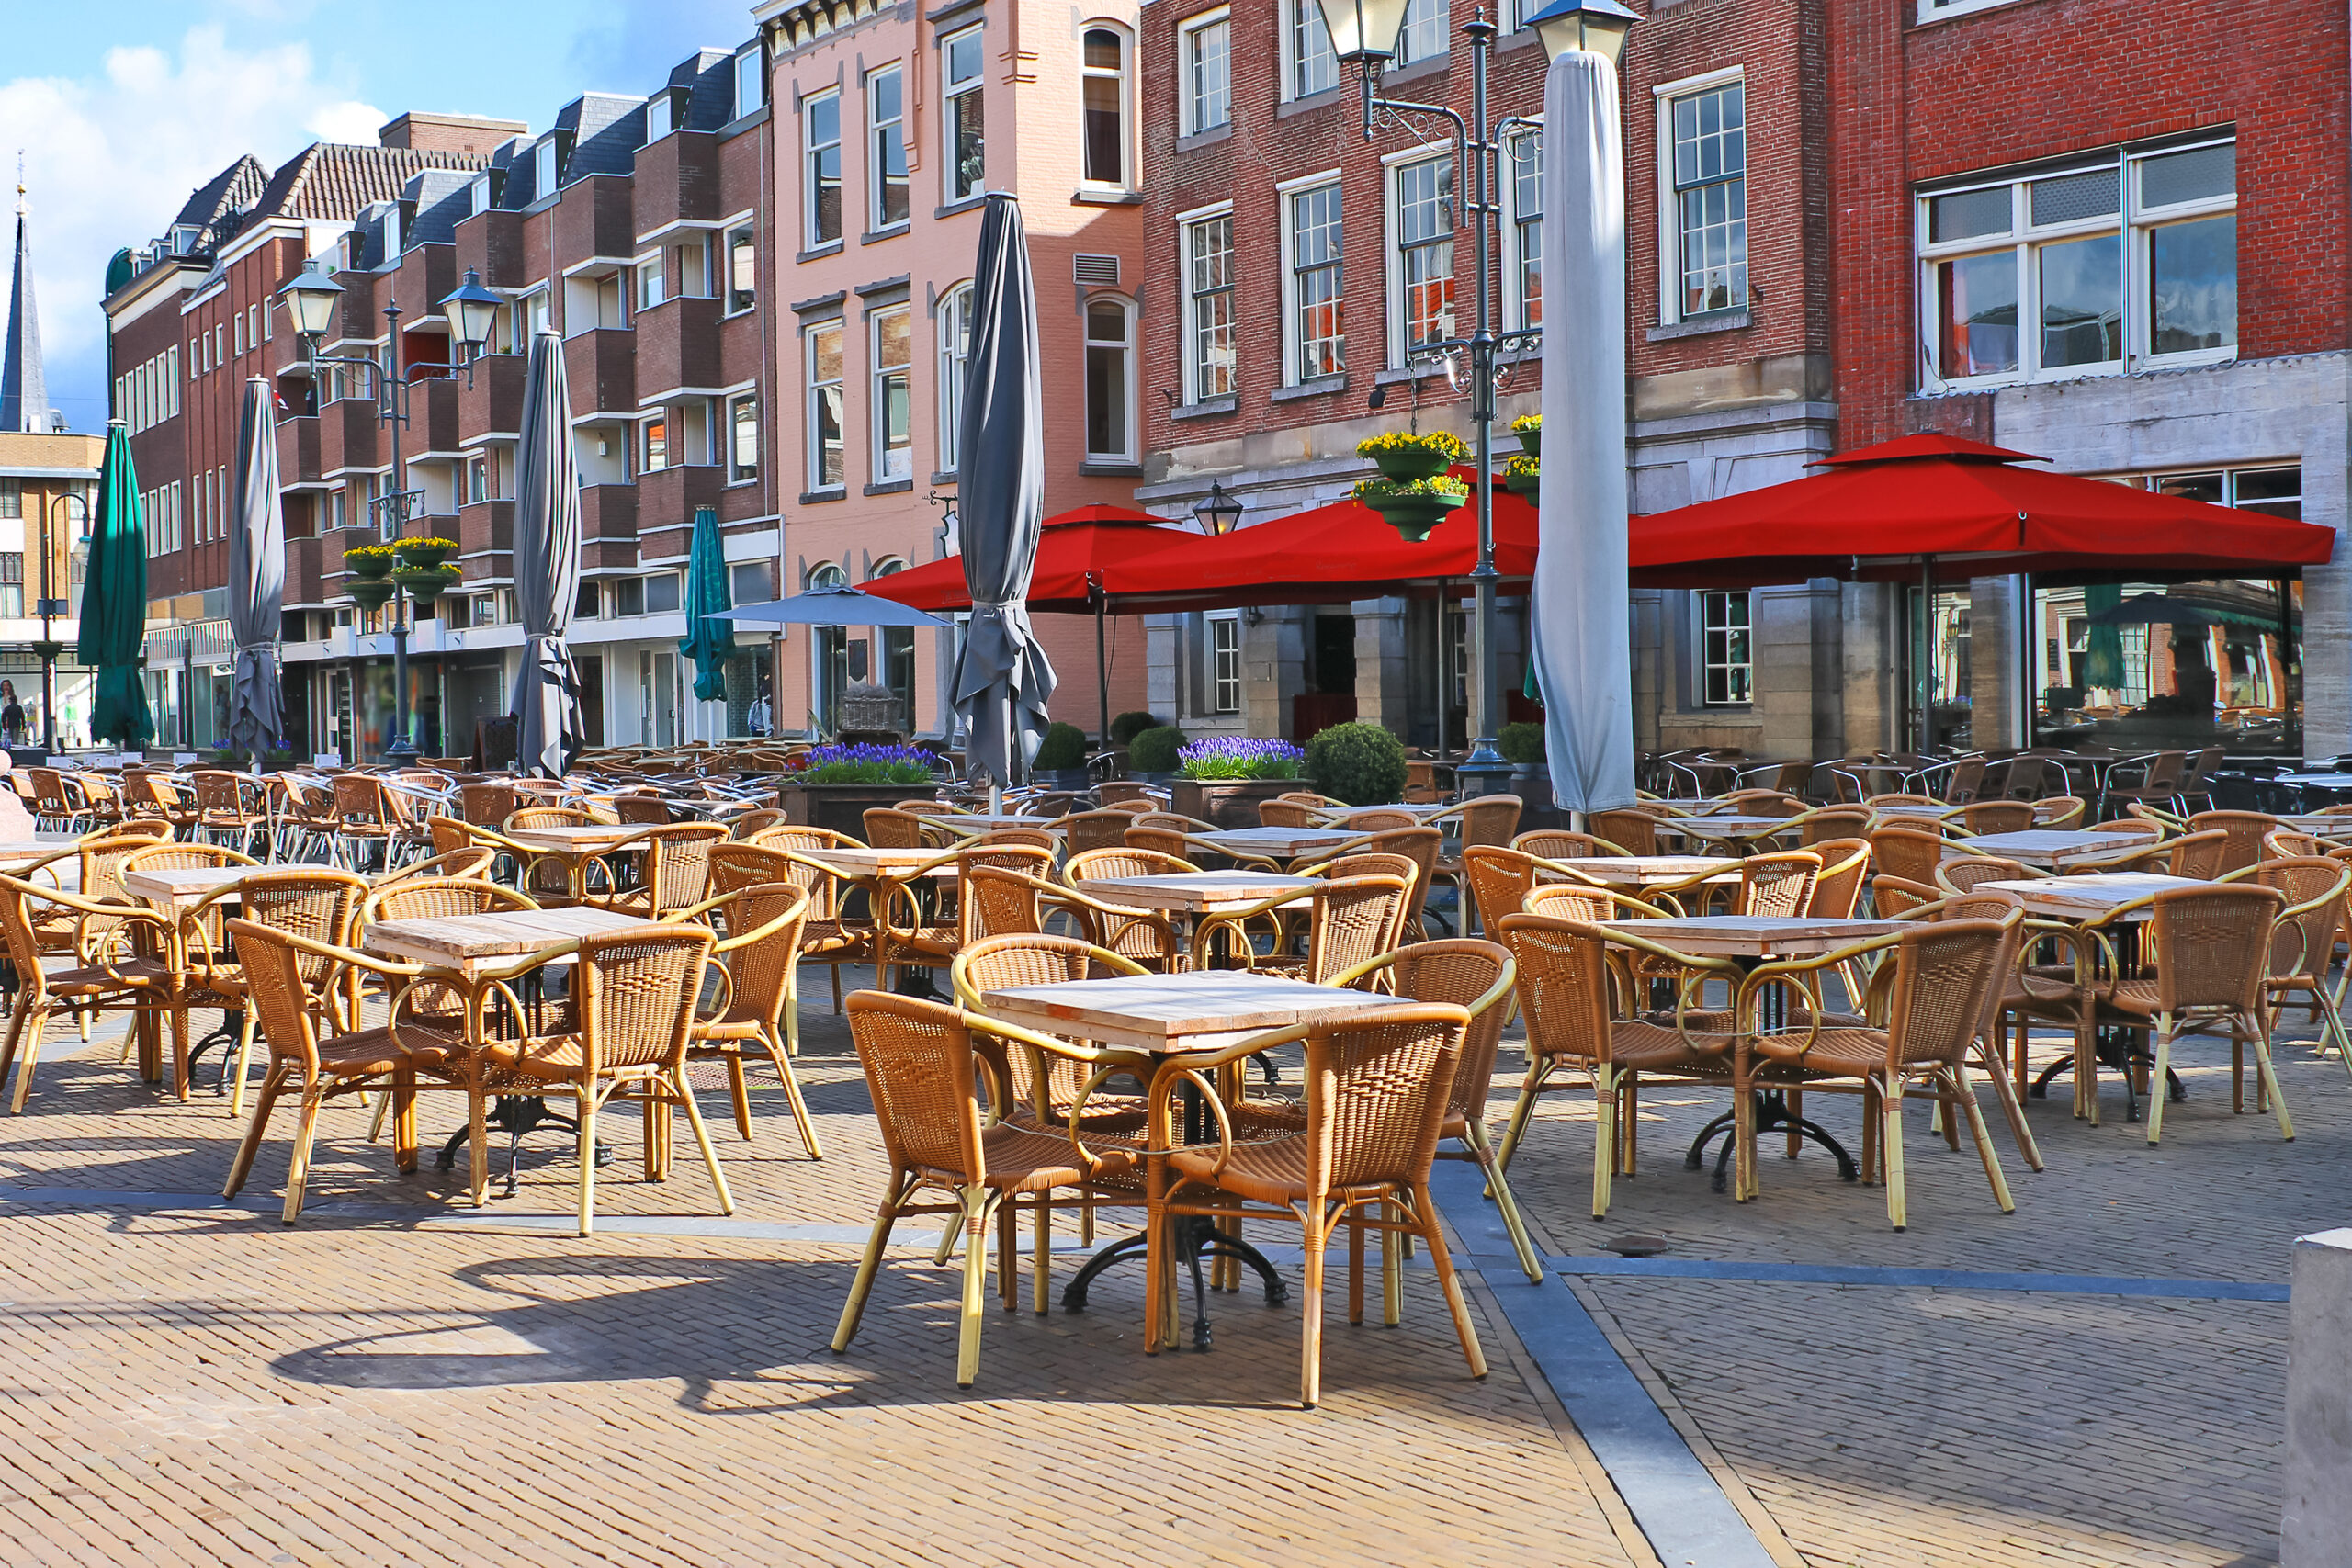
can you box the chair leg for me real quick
[1977,1041,2043,1171]
[995,1187,1018,1313]
[1347,1213,1365,1326]
[223,1061,288,1198]
[1494,1056,1552,1176]
[1299,1200,1330,1409]
[1412,1181,1487,1382]
[1466,1122,1543,1282]
[1032,1190,1053,1316]
[0,1002,32,1112]
[957,1184,997,1389]
[674,1068,733,1213]
[1589,1065,1616,1219]
[467,1073,490,1209]
[831,1175,910,1352]
[723,1054,752,1140]
[2145,1014,2176,1145]
[1951,1064,2013,1213]
[757,1024,821,1159]
[574,1088,600,1235]
[2251,1012,2294,1142]
[1881,1077,1908,1230]
[281,1088,325,1224]
[5,1006,46,1114]
[1734,1087,1758,1201]
[227,1011,260,1119]
[1381,1199,1402,1327]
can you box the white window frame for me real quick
[1504,128,1543,331]
[1653,67,1747,328]
[1394,0,1448,66]
[735,43,766,118]
[1915,134,2236,392]
[729,390,760,483]
[807,320,846,492]
[1278,170,1345,387]
[637,247,666,312]
[1178,202,1236,404]
[1079,24,1133,190]
[943,26,988,204]
[1207,612,1242,715]
[1698,589,1753,706]
[1180,9,1232,137]
[1385,149,1455,371]
[1082,294,1137,462]
[723,221,757,316]
[869,305,914,484]
[867,63,910,232]
[937,282,973,469]
[804,87,843,250]
[1279,0,1339,102]
[1916,0,2026,24]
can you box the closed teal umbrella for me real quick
[78,420,153,749]
[677,506,733,702]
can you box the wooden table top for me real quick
[365,906,662,971]
[1540,854,1737,887]
[799,845,956,877]
[1660,815,1801,839]
[1974,873,2208,919]
[1072,870,1317,913]
[120,863,265,909]
[1874,804,1962,821]
[503,823,649,852]
[0,835,85,864]
[1597,915,1906,958]
[938,812,1062,830]
[1947,829,2145,867]
[980,970,1400,1053]
[1197,826,1360,859]
[2272,815,2352,837]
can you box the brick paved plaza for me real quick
[0,973,2328,1566]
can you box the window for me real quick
[1182,12,1231,135]
[729,393,760,481]
[535,137,559,197]
[0,479,16,518]
[1700,591,1752,705]
[937,284,973,467]
[615,576,645,617]
[725,225,756,313]
[868,66,910,231]
[1508,130,1543,327]
[1081,28,1128,187]
[807,321,845,491]
[1209,614,1241,714]
[731,561,774,606]
[1284,0,1338,99]
[642,414,669,473]
[735,43,765,117]
[1084,299,1134,461]
[0,554,22,619]
[871,307,913,482]
[805,90,842,247]
[233,314,244,356]
[1666,79,1747,319]
[1919,138,2234,388]
[1393,157,1455,361]
[1285,180,1344,382]
[575,581,602,619]
[524,289,551,338]
[1182,211,1236,401]
[1396,0,1447,64]
[467,454,489,503]
[944,28,987,203]
[645,572,682,615]
[638,248,666,311]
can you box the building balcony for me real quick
[316,399,384,478]
[458,351,526,440]
[319,525,379,599]
[635,465,723,560]
[458,499,515,564]
[566,329,637,420]
[276,413,321,483]
[633,296,721,400]
[413,378,460,456]
[286,534,322,607]
[632,131,719,226]
[455,209,526,291]
[390,247,460,329]
[580,483,639,572]
[553,175,636,267]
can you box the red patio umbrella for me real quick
[1627,434,2335,588]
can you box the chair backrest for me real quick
[575,923,715,1074]
[1585,809,1659,856]
[2034,795,2087,829]
[1511,829,1614,860]
[1496,914,1616,1068]
[375,845,497,888]
[2182,744,2227,789]
[971,827,1058,851]
[508,806,589,830]
[639,823,731,915]
[332,773,389,823]
[1306,873,1411,984]
[1870,824,1947,886]
[862,807,932,849]
[1881,917,2012,1066]
[121,842,255,873]
[846,991,989,1178]
[711,883,812,1029]
[615,795,675,825]
[956,843,1057,942]
[2188,810,2278,874]
[949,932,1146,1114]
[84,830,175,904]
[1870,874,1941,918]
[1724,790,1807,819]
[963,864,1046,939]
[1799,807,1875,846]
[2166,829,2231,880]
[1297,1002,1468,1191]
[1375,940,1510,1123]
[2150,884,2281,1014]
[1521,882,1623,921]
[458,781,518,827]
[748,823,865,852]
[2250,858,2350,985]
[425,814,472,855]
[1452,795,1523,850]
[364,875,537,927]
[1323,851,1419,884]
[192,771,248,815]
[1124,825,1192,860]
[1057,809,1139,853]
[1867,793,1938,807]
[1351,826,1441,918]
[227,919,330,1079]
[2268,830,2327,861]
[708,841,802,898]
[1938,855,2029,895]
[237,869,370,987]
[1095,781,1158,807]
[1068,846,1197,882]
[1738,850,1821,919]
[1259,799,1318,829]
[1341,808,1419,831]
[1461,845,1539,927]
[727,808,787,840]
[1958,800,2034,835]
[1940,756,1986,804]
[1804,840,1871,919]
[2143,750,2189,788]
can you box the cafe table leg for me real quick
[1381,1201,1403,1327]
[390,1069,419,1173]
[1347,1217,1365,1325]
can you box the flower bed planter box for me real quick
[777,781,933,840]
[1170,777,1314,829]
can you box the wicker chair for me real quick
[122,772,200,836]
[873,842,1058,989]
[614,794,676,826]
[423,816,475,857]
[1721,790,1808,818]
[2034,795,2088,829]
[458,781,519,829]
[1792,807,1875,846]
[220,919,459,1223]
[1737,916,2017,1226]
[1139,999,1485,1407]
[727,808,787,840]
[596,823,730,918]
[1094,781,1159,807]
[2099,750,2189,818]
[1586,808,1661,856]
[0,874,175,1111]
[1055,808,1141,853]
[970,827,1059,852]
[2187,810,2278,875]
[1511,829,1628,861]
[329,775,403,872]
[1123,825,1193,860]
[2224,857,2352,1076]
[1258,799,1319,829]
[188,868,370,1116]
[1955,800,2034,836]
[1871,823,1949,886]
[1191,872,1409,980]
[677,883,823,1157]
[1462,845,1544,930]
[1494,913,1745,1213]
[193,771,271,857]
[1431,795,1523,926]
[831,991,1145,1387]
[507,805,591,831]
[372,846,498,890]
[1337,807,1419,832]
[1938,854,2033,895]
[1870,874,1941,918]
[2100,883,2291,1145]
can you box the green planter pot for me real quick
[1169,776,1314,829]
[395,541,457,570]
[1365,491,1467,543]
[1513,424,1541,459]
[1503,468,1541,496]
[1370,447,1456,481]
[29,640,64,662]
[778,781,936,841]
[392,567,460,603]
[344,553,396,581]
[348,578,397,611]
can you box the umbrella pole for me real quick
[1918,556,1936,754]
[1095,592,1110,752]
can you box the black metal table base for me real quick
[437,1096,612,1197]
[1685,1090,1859,1192]
[185,1011,244,1092]
[1060,1214,1288,1350]
[2031,1031,2185,1123]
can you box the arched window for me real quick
[1080,27,1130,189]
[808,563,849,734]
[937,282,974,467]
[1083,296,1135,462]
[869,558,917,731]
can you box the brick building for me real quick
[0,432,101,746]
[752,0,1148,739]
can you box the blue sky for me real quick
[2,0,759,429]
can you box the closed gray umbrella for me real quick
[1528,49,1637,815]
[226,376,284,765]
[951,194,1056,791]
[508,328,584,777]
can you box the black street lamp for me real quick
[1313,0,1633,784]
[38,487,89,754]
[1192,479,1244,537]
[277,264,495,761]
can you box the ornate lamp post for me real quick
[1312,0,1633,787]
[276,264,499,761]
[1191,479,1244,537]
[37,488,90,753]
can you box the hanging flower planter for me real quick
[1511,413,1542,460]
[1503,454,1541,496]
[393,536,458,571]
[347,578,397,611]
[29,639,65,663]
[1351,476,1469,543]
[392,564,462,603]
[1357,430,1467,482]
[344,544,398,581]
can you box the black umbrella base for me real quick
[1685,1091,1860,1192]
[1061,1216,1288,1352]
[438,1097,613,1198]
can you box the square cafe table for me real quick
[1657,814,1802,850]
[2271,814,2352,839]
[119,863,266,914]
[1195,826,1361,862]
[1946,829,2149,869]
[1071,870,1317,914]
[501,823,651,856]
[1541,854,1738,889]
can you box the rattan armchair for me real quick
[875,842,1058,990]
[2225,857,2352,1077]
[187,868,371,1115]
[1189,872,1409,980]
[1140,1001,1485,1407]
[671,883,822,1157]
[1584,809,1662,856]
[0,874,176,1111]
[1511,829,1634,861]
[832,991,1146,1388]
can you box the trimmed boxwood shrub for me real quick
[1125,724,1185,773]
[1032,721,1091,772]
[1304,721,1408,806]
[1110,710,1165,746]
[1497,722,1547,765]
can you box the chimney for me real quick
[378,112,532,154]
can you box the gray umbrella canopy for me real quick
[226,377,285,762]
[1528,50,1637,814]
[718,584,946,627]
[950,194,1056,788]
[508,328,584,777]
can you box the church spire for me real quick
[1,156,50,434]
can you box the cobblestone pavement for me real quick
[0,965,2329,1566]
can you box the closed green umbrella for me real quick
[78,420,153,749]
[2079,582,2125,688]
[677,505,732,702]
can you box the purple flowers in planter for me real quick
[791,743,941,785]
[1176,737,1307,781]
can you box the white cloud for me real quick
[0,24,381,426]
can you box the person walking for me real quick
[1,682,27,747]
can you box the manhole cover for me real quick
[1604,1235,1668,1258]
